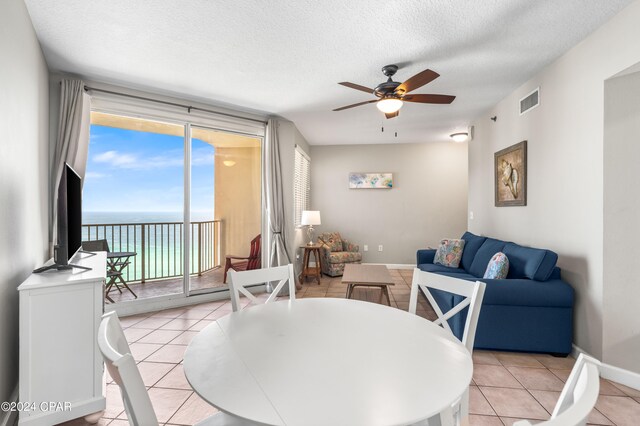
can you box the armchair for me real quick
[317,232,362,277]
[223,234,261,283]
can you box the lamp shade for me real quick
[301,210,321,226]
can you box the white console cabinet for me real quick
[18,252,106,425]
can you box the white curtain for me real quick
[265,118,299,291]
[49,79,91,252]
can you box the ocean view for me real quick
[83,211,214,224]
[81,211,219,283]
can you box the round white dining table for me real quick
[183,298,472,426]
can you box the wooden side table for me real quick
[300,243,323,285]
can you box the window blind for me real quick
[294,146,310,227]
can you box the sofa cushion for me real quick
[484,252,509,279]
[460,232,487,272]
[433,239,465,268]
[319,232,343,252]
[468,238,507,278]
[327,251,362,264]
[417,264,476,281]
[503,243,558,281]
[480,278,574,308]
[418,263,464,274]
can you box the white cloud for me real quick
[94,150,137,167]
[91,148,213,170]
[192,148,215,166]
[85,172,109,179]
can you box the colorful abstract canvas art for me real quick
[349,173,393,189]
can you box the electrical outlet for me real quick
[469,211,474,220]
[363,245,368,252]
[378,245,383,252]
[296,254,300,259]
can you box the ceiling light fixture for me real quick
[450,132,469,143]
[223,160,236,167]
[376,98,403,114]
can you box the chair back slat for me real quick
[409,269,486,353]
[514,353,601,426]
[228,264,296,312]
[247,235,262,270]
[98,312,159,425]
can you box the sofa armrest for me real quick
[417,249,437,265]
[342,239,359,253]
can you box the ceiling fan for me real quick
[333,65,455,119]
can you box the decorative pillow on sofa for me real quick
[433,239,465,268]
[484,252,509,279]
[319,232,343,252]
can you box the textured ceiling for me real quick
[25,0,633,145]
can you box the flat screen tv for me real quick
[56,163,82,265]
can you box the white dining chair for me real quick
[514,353,601,426]
[409,269,486,426]
[97,311,256,425]
[228,264,296,312]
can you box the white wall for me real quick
[468,1,640,361]
[0,0,50,403]
[311,142,468,264]
[277,120,312,275]
[603,70,640,374]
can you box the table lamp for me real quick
[301,210,321,245]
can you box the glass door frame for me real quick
[185,123,265,297]
[88,93,266,315]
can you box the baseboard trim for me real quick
[572,344,640,391]
[1,385,18,426]
[308,262,415,270]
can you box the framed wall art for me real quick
[495,141,527,206]
[348,172,393,189]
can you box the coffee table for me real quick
[342,264,395,305]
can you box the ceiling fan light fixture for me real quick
[376,98,403,114]
[450,132,469,143]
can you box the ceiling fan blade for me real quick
[403,94,456,104]
[385,111,399,119]
[332,99,377,111]
[396,69,440,94]
[339,82,374,94]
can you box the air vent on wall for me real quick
[520,87,540,115]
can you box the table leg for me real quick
[313,248,321,285]
[299,250,309,283]
[383,286,391,306]
[378,286,384,304]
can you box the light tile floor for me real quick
[60,269,640,426]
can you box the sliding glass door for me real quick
[84,111,264,304]
[188,126,263,295]
[84,112,186,302]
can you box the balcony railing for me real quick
[82,220,221,283]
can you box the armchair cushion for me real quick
[319,232,343,252]
[327,251,362,264]
[341,239,359,252]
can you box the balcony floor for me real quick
[107,267,226,303]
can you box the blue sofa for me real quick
[417,232,574,355]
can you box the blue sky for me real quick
[84,125,215,216]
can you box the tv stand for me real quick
[18,252,106,425]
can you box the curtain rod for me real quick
[82,85,268,125]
